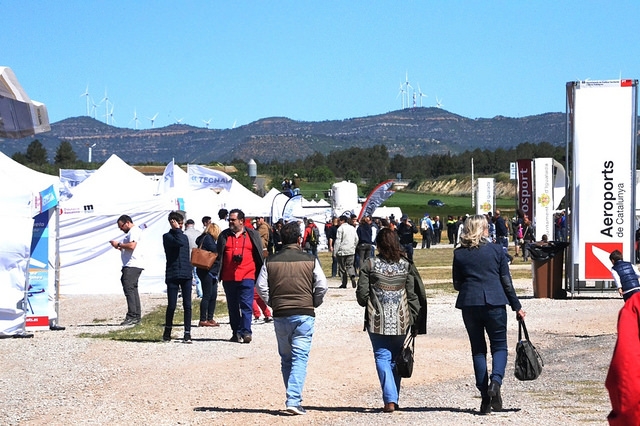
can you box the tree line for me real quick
[12,139,566,190]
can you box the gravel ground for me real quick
[0,271,621,425]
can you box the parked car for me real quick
[428,199,445,207]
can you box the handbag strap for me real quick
[518,319,531,341]
[197,233,207,249]
[403,331,415,350]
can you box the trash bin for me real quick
[528,241,569,299]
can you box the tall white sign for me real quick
[476,178,495,215]
[534,158,554,240]
[570,79,637,280]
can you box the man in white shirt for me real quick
[109,214,144,325]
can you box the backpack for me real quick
[310,227,319,245]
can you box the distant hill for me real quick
[0,108,567,164]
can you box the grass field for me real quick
[294,180,517,222]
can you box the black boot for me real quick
[162,327,172,342]
[480,396,491,414]
[339,276,347,289]
[488,381,502,411]
[351,276,357,288]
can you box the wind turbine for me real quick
[404,72,412,109]
[417,84,427,107]
[129,108,140,129]
[202,118,212,128]
[90,97,99,119]
[435,96,444,108]
[100,88,110,125]
[148,113,159,128]
[80,85,90,116]
[396,82,405,109]
[86,143,97,163]
[232,119,237,129]
[174,117,184,124]
[108,104,116,125]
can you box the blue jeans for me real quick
[196,269,217,322]
[193,267,202,298]
[274,315,315,407]
[401,243,414,262]
[461,306,508,396]
[222,279,254,337]
[166,278,192,333]
[368,332,406,405]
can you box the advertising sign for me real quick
[476,178,495,215]
[517,159,534,220]
[534,158,554,240]
[571,79,637,280]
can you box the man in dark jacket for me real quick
[397,214,418,261]
[162,211,193,343]
[255,221,327,415]
[217,209,264,343]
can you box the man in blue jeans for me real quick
[255,221,328,415]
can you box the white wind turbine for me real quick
[202,118,212,128]
[86,143,97,163]
[100,89,110,125]
[148,113,159,128]
[90,97,99,119]
[80,85,90,116]
[108,104,116,125]
[417,84,427,107]
[396,82,405,109]
[129,109,140,129]
[174,117,184,124]
[435,96,444,108]
[404,72,413,109]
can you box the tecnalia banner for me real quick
[570,79,637,280]
[517,159,534,220]
[476,178,495,215]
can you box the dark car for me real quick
[428,199,445,207]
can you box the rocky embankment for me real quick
[414,178,516,198]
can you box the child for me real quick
[609,250,640,302]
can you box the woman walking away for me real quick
[453,215,526,415]
[356,227,425,413]
[195,223,221,327]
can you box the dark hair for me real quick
[117,214,132,224]
[376,228,402,262]
[168,211,184,223]
[280,222,301,245]
[229,208,244,221]
[339,215,349,223]
[185,219,195,225]
[218,209,228,220]
[202,216,211,225]
[610,250,623,263]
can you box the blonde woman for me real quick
[453,215,526,415]
[195,222,221,327]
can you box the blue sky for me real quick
[4,1,639,129]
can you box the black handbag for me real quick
[514,319,544,381]
[394,332,415,378]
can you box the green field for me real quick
[293,180,517,222]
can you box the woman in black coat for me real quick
[453,215,526,414]
[195,223,222,327]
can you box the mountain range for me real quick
[0,107,566,164]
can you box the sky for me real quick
[4,1,640,130]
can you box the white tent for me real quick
[0,152,59,335]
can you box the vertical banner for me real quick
[476,178,495,215]
[517,159,534,220]
[571,79,637,280]
[534,158,554,240]
[27,209,53,329]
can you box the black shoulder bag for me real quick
[394,332,415,378]
[514,319,544,381]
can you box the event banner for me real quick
[26,209,52,329]
[476,178,495,215]
[570,79,637,280]
[517,159,534,221]
[187,165,233,192]
[534,158,554,240]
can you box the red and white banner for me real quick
[517,159,534,220]
[571,79,637,280]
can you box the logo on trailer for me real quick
[585,242,623,280]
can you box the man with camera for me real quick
[217,209,264,343]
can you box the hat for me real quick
[307,218,314,224]
[401,214,408,221]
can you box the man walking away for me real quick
[255,221,328,415]
[109,214,144,326]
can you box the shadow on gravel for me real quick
[194,407,288,416]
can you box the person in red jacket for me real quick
[605,293,640,425]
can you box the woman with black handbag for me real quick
[195,223,221,327]
[356,228,425,413]
[453,215,526,415]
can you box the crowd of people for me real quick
[112,205,640,419]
